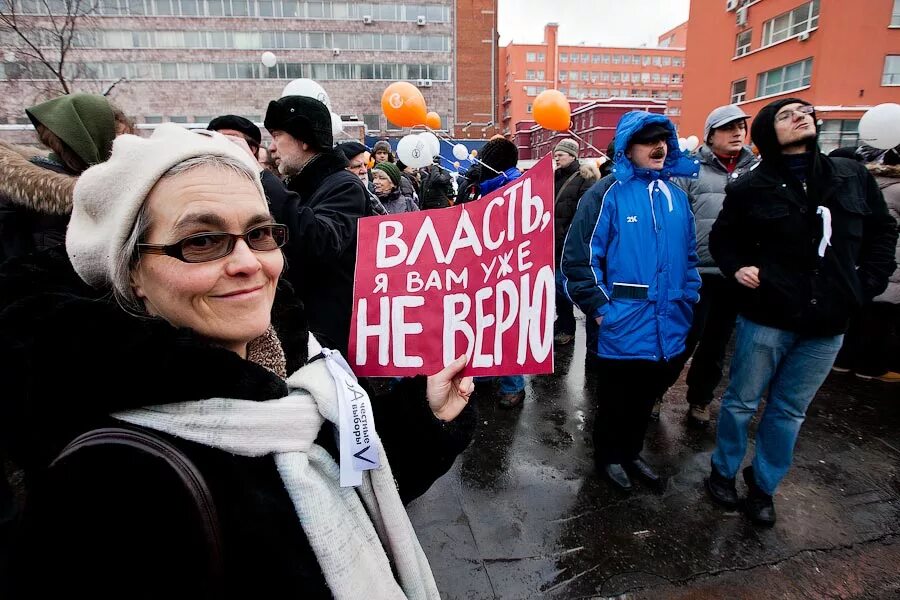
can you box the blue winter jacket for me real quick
[560,111,702,361]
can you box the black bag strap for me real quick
[555,171,580,204]
[51,427,224,593]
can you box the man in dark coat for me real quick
[419,157,454,210]
[552,139,599,345]
[706,98,898,526]
[263,96,369,355]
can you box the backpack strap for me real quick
[556,171,580,204]
[52,426,224,592]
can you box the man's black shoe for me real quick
[625,456,660,484]
[705,464,738,509]
[743,466,776,527]
[602,464,632,492]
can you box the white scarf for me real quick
[112,335,440,600]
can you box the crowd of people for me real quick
[0,89,896,598]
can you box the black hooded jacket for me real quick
[0,246,475,599]
[260,148,369,354]
[710,98,898,335]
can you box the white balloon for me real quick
[858,103,900,150]
[397,134,432,168]
[261,51,277,68]
[331,112,343,136]
[678,137,688,152]
[686,135,700,152]
[452,143,469,161]
[419,131,440,158]
[280,78,331,108]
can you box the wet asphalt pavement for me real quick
[407,314,900,599]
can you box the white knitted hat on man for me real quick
[67,123,265,291]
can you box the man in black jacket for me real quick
[706,98,897,526]
[552,139,597,345]
[263,96,368,355]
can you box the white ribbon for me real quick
[816,206,832,258]
[322,348,382,487]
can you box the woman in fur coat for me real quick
[0,124,475,599]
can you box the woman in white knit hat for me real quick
[0,124,474,599]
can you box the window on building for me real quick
[581,53,590,63]
[670,90,682,99]
[590,72,599,82]
[526,52,536,62]
[819,120,860,154]
[652,73,660,83]
[672,73,682,84]
[559,53,568,63]
[662,56,671,66]
[589,89,599,97]
[757,58,813,97]
[570,53,579,62]
[653,56,662,66]
[526,103,532,113]
[731,78,748,103]
[559,72,567,81]
[526,69,536,80]
[883,55,900,84]
[735,29,752,56]
[592,54,601,64]
[145,115,163,123]
[622,55,632,65]
[525,85,546,96]
[642,55,651,66]
[661,73,670,83]
[612,54,621,64]
[599,89,609,98]
[762,0,819,46]
[673,57,683,67]
[362,114,380,131]
[570,70,578,80]
[893,0,900,25]
[631,55,640,64]
[537,52,545,61]
[621,72,631,83]
[641,72,650,83]
[581,71,589,81]
[600,71,610,81]
[611,72,620,82]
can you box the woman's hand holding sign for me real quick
[427,355,475,422]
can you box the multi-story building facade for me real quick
[0,0,497,138]
[681,0,900,154]
[514,97,665,165]
[499,23,687,137]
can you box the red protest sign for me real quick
[349,154,555,377]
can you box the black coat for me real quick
[553,161,595,265]
[0,246,475,599]
[261,149,369,354]
[710,154,898,336]
[419,164,453,210]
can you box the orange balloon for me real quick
[533,89,571,131]
[381,82,428,128]
[425,111,442,130]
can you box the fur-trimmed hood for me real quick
[0,139,75,215]
[868,163,900,181]
[579,160,601,183]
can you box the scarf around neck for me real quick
[112,334,440,600]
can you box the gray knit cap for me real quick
[554,138,579,158]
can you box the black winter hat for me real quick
[336,141,369,161]
[207,115,262,146]
[478,137,518,172]
[264,96,333,151]
[628,122,670,145]
[750,97,817,159]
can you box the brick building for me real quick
[0,0,497,139]
[498,23,687,138]
[514,97,665,164]
[680,0,900,153]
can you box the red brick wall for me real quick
[453,0,500,138]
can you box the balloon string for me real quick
[565,130,611,162]
[421,126,502,175]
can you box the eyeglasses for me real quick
[137,223,288,263]
[774,105,815,124]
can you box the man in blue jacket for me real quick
[561,111,701,491]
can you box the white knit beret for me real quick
[67,123,265,289]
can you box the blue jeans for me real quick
[711,316,843,495]
[476,375,525,394]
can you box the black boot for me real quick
[743,466,776,527]
[602,464,632,492]
[705,463,738,509]
[625,456,660,484]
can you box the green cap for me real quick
[26,93,116,166]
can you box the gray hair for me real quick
[111,153,262,313]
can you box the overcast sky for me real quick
[497,0,691,48]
